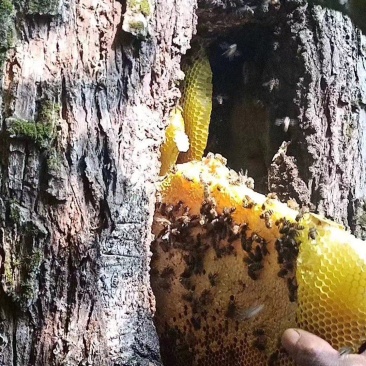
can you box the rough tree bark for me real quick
[0,0,366,366]
[0,0,196,365]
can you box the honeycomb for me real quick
[159,107,189,175]
[151,154,366,365]
[177,49,212,163]
[296,214,366,352]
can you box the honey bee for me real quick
[241,235,252,252]
[253,335,267,351]
[228,224,240,243]
[277,268,288,278]
[245,177,255,190]
[251,233,263,243]
[296,207,310,221]
[173,200,184,212]
[220,42,241,60]
[235,5,256,17]
[160,266,175,278]
[243,195,255,209]
[214,94,229,105]
[208,272,219,287]
[275,117,297,133]
[287,199,299,210]
[199,289,213,306]
[287,277,298,302]
[267,192,278,200]
[288,227,300,238]
[260,210,274,229]
[248,262,263,280]
[248,245,263,262]
[295,212,303,222]
[155,191,162,209]
[308,227,318,240]
[182,292,193,302]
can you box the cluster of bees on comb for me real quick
[151,154,366,365]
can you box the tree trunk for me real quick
[0,0,196,365]
[1,0,366,365]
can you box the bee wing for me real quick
[240,304,265,320]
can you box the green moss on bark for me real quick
[8,101,60,149]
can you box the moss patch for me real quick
[8,101,60,149]
[9,118,54,148]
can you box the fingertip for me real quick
[281,328,301,352]
[281,329,338,366]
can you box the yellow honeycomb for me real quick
[177,50,212,163]
[152,154,366,365]
[159,107,189,175]
[296,214,366,352]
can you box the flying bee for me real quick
[235,5,256,17]
[275,117,297,133]
[308,227,318,240]
[262,78,279,92]
[214,94,229,105]
[220,42,241,60]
